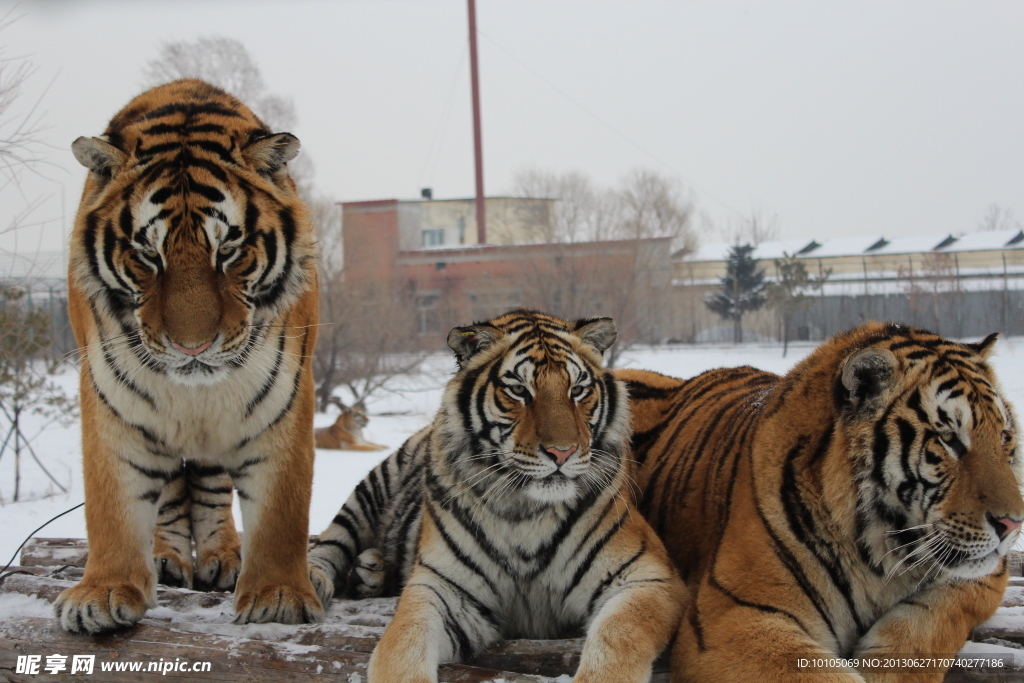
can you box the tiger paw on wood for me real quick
[56,79,322,633]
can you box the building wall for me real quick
[390,197,555,250]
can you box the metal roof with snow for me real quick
[685,229,1024,263]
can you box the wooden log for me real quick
[0,617,552,683]
[2,562,1019,682]
[18,538,88,568]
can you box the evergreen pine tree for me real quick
[705,244,767,343]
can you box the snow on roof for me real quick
[939,229,1024,252]
[801,236,885,257]
[685,229,1024,263]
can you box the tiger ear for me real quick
[839,347,898,412]
[967,332,999,360]
[574,317,617,355]
[243,132,300,177]
[447,324,503,368]
[72,136,126,183]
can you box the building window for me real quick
[422,229,445,247]
[468,289,521,322]
[415,293,441,334]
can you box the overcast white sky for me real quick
[2,0,1022,256]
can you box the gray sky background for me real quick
[2,0,1022,256]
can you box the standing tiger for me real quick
[622,322,1022,682]
[308,310,686,683]
[55,79,323,633]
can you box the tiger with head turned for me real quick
[56,79,323,632]
[620,322,1023,682]
[307,309,686,683]
[314,398,387,450]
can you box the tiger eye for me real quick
[219,244,237,256]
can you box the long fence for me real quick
[787,289,1024,341]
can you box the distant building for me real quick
[340,197,673,347]
[394,197,555,249]
[675,229,1024,342]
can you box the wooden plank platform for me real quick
[2,540,1022,682]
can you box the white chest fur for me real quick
[87,325,299,462]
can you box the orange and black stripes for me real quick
[621,322,1023,681]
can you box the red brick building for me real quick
[340,198,674,347]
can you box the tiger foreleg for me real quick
[853,569,1008,683]
[152,464,193,588]
[232,418,324,625]
[673,579,867,683]
[55,389,170,633]
[187,463,242,591]
[573,529,687,683]
[348,441,388,451]
[368,567,501,683]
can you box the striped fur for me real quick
[309,310,686,682]
[55,80,322,634]
[622,322,1023,682]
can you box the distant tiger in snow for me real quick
[308,309,686,683]
[314,399,387,451]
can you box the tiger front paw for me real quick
[308,560,336,608]
[154,549,193,589]
[195,544,242,592]
[233,582,325,625]
[351,548,385,598]
[54,582,150,634]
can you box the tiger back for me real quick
[55,79,322,633]
[308,309,686,683]
[621,322,1023,682]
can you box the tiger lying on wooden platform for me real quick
[308,309,687,683]
[625,322,1023,682]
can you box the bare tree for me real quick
[0,284,77,502]
[143,36,297,132]
[0,9,55,248]
[509,168,692,365]
[616,169,697,253]
[721,208,780,246]
[312,205,431,410]
[977,204,1021,233]
[767,253,830,357]
[512,169,619,243]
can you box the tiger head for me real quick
[328,398,370,430]
[835,324,1023,580]
[437,309,629,508]
[69,79,315,385]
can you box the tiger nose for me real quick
[987,514,1023,541]
[170,340,214,356]
[544,444,578,465]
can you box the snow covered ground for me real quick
[3,337,1024,566]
